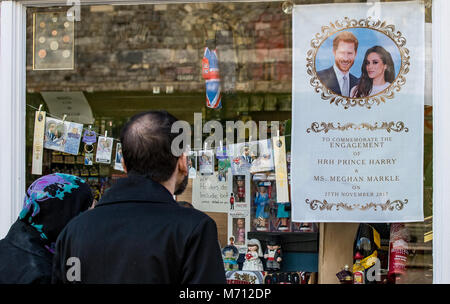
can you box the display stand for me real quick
[247,231,318,253]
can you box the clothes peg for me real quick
[37,104,43,121]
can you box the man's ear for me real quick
[178,153,188,176]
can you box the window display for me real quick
[22,0,432,285]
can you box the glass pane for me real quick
[24,0,432,284]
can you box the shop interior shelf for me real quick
[247,231,319,253]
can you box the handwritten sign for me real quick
[192,172,229,213]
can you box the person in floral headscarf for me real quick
[0,173,93,284]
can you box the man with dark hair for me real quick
[317,31,359,97]
[52,111,226,284]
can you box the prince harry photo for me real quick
[317,31,359,97]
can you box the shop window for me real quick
[24,0,432,284]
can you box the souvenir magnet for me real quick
[199,150,214,175]
[188,151,197,179]
[95,135,113,164]
[114,142,124,171]
[84,144,94,166]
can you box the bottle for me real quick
[353,252,365,284]
[343,265,353,284]
[336,264,353,284]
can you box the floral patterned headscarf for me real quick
[19,173,93,253]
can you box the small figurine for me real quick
[222,244,239,271]
[236,175,246,202]
[229,236,235,246]
[242,238,264,271]
[264,238,283,272]
[254,183,270,230]
[229,193,235,210]
[235,218,246,246]
[276,202,290,230]
[292,222,316,232]
[300,223,313,232]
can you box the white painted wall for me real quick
[432,0,450,285]
[0,1,26,238]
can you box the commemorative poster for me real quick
[291,2,424,222]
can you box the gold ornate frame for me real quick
[306,121,409,134]
[306,17,410,109]
[305,199,408,212]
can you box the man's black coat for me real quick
[52,173,226,284]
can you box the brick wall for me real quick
[26,2,292,93]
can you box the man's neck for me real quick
[160,179,176,196]
[126,171,176,196]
